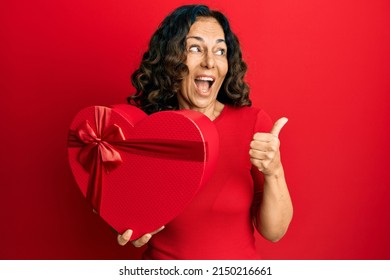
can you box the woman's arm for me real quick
[257,168,293,242]
[249,118,293,242]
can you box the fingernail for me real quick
[124,230,133,239]
[144,234,152,242]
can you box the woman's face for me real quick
[178,17,228,112]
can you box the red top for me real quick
[142,105,273,259]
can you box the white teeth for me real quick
[196,77,214,82]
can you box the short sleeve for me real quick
[253,109,273,133]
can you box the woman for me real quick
[117,4,293,259]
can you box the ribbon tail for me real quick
[100,141,123,173]
[86,150,103,213]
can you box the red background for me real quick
[1,0,389,259]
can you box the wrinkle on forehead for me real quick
[188,17,225,40]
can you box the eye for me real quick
[215,48,226,56]
[189,45,201,53]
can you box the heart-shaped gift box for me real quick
[67,104,218,240]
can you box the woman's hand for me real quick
[117,226,165,247]
[249,118,288,176]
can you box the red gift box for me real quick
[67,104,218,240]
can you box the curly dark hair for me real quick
[128,4,251,114]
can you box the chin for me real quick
[192,98,215,108]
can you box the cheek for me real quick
[183,76,193,89]
[183,64,195,88]
[185,55,198,72]
[180,77,193,98]
[219,60,228,77]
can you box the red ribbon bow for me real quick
[76,120,125,173]
[69,107,125,212]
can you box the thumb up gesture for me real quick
[249,118,288,176]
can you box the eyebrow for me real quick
[186,36,226,44]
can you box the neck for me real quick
[179,101,224,121]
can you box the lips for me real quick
[195,76,215,93]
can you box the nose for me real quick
[200,51,215,69]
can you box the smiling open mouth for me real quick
[195,76,215,93]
